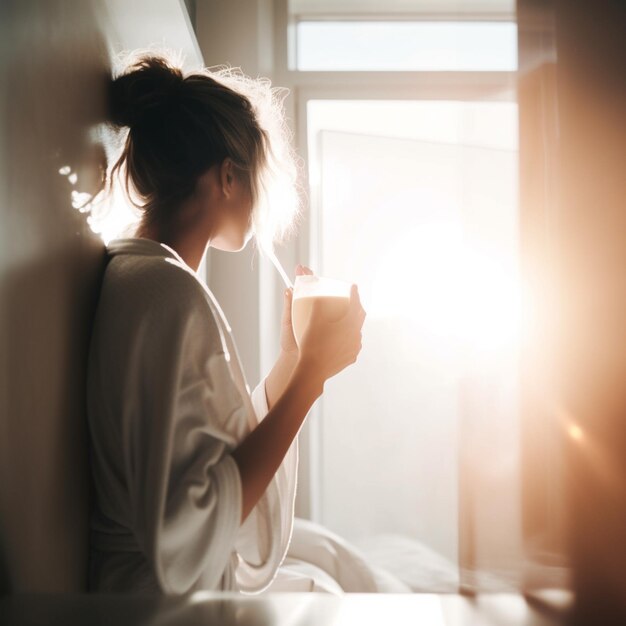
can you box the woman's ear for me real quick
[220,157,234,198]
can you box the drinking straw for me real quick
[265,246,293,290]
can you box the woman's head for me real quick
[107,53,299,251]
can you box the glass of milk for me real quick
[292,275,352,347]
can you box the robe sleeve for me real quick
[250,379,269,420]
[123,284,246,595]
[234,374,300,593]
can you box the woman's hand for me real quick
[279,264,314,359]
[264,264,314,411]
[297,284,366,386]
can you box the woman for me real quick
[86,55,366,595]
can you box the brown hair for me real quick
[106,53,299,248]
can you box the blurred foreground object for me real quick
[552,0,626,623]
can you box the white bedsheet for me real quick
[263,519,460,594]
[265,518,412,594]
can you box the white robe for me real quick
[86,237,297,595]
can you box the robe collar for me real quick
[107,237,186,266]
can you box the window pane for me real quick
[309,100,520,589]
[296,21,517,71]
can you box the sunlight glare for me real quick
[369,223,521,354]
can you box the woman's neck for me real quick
[134,205,211,272]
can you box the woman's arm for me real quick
[233,284,366,523]
[232,359,321,523]
[264,350,298,411]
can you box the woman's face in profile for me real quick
[217,177,254,252]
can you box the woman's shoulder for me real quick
[100,253,216,329]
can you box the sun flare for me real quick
[369,223,521,355]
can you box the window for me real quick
[296,21,517,71]
[306,100,519,585]
[270,0,523,590]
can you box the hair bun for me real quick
[109,55,184,128]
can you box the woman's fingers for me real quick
[346,284,367,329]
[349,284,359,306]
[349,284,366,316]
[295,264,314,276]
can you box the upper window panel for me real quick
[295,20,518,72]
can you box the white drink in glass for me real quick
[292,275,351,347]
